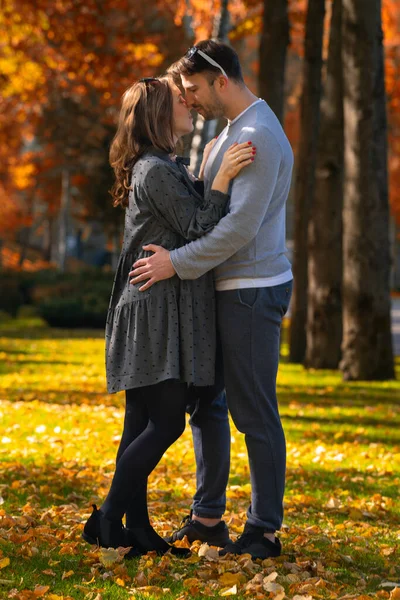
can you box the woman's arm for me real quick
[140,143,255,241]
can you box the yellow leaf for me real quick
[348,508,364,520]
[219,573,245,586]
[62,569,74,579]
[99,547,120,567]
[183,578,200,589]
[220,584,237,596]
[390,588,400,600]
[0,557,10,569]
[130,587,170,596]
[115,577,125,587]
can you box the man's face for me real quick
[181,73,225,121]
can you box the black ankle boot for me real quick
[127,526,190,557]
[83,505,140,557]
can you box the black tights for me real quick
[101,379,188,527]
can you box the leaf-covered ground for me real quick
[0,319,399,600]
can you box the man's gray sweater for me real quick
[170,99,293,283]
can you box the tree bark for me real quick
[58,168,71,272]
[305,0,343,368]
[259,0,289,123]
[289,0,326,363]
[212,0,230,40]
[340,0,395,380]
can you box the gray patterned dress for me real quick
[105,148,229,393]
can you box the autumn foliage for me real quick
[1,0,400,251]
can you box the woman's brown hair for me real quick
[109,77,175,208]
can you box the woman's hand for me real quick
[211,141,256,194]
[218,142,256,180]
[199,137,218,180]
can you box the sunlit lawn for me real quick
[0,318,399,600]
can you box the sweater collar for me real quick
[227,99,264,127]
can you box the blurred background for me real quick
[0,0,399,379]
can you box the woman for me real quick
[82,76,255,557]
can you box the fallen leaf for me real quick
[219,572,245,586]
[220,584,237,596]
[0,557,10,569]
[61,569,74,579]
[33,585,50,597]
[198,543,210,557]
[264,571,279,583]
[99,547,120,567]
[198,542,219,560]
[263,581,285,594]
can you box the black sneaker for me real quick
[219,522,282,559]
[165,513,230,548]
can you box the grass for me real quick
[0,318,399,600]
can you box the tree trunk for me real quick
[58,168,71,272]
[340,0,395,380]
[42,217,53,262]
[259,0,289,123]
[305,0,343,369]
[289,0,326,363]
[212,0,230,40]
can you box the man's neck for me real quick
[224,86,259,121]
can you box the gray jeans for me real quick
[217,281,293,531]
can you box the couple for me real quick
[83,39,293,560]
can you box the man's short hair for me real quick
[171,39,244,83]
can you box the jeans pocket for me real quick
[279,281,293,317]
[238,288,258,308]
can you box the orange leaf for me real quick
[34,585,50,597]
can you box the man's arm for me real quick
[130,127,282,289]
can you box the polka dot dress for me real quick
[105,148,229,393]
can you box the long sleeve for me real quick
[170,126,283,279]
[138,161,229,241]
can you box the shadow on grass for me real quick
[278,385,400,407]
[0,388,122,407]
[0,326,105,340]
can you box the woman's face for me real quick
[171,83,193,140]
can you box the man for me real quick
[129,40,293,559]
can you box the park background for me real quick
[0,1,399,599]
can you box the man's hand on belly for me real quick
[129,244,176,291]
